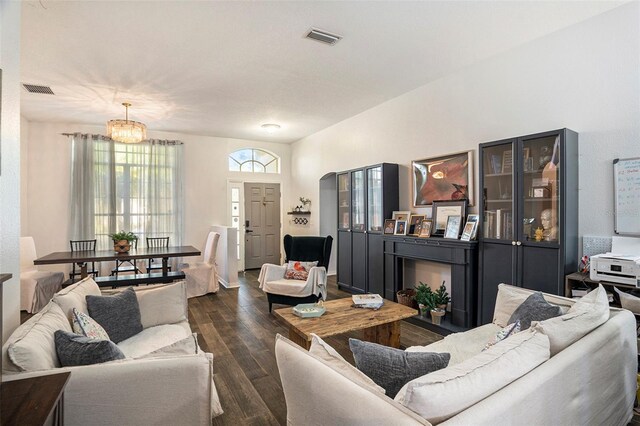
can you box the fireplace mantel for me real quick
[383,236,478,333]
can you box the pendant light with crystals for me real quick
[106,102,147,143]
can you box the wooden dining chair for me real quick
[69,239,99,280]
[146,237,170,273]
[110,238,141,277]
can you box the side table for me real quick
[1,371,70,426]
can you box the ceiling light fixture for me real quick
[261,123,281,133]
[106,102,147,144]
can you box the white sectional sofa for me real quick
[2,278,223,425]
[275,284,637,425]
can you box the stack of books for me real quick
[352,294,384,310]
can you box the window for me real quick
[69,134,183,251]
[228,148,280,173]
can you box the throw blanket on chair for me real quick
[258,264,327,300]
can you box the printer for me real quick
[590,253,640,287]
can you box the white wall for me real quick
[1,0,21,342]
[290,2,640,243]
[22,121,292,274]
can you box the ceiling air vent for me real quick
[22,84,55,95]
[305,28,342,45]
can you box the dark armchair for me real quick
[259,234,333,312]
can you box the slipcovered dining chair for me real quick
[182,231,220,298]
[20,237,64,313]
[259,234,333,313]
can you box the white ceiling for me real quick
[20,1,623,143]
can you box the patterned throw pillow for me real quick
[483,320,521,351]
[72,308,110,340]
[284,261,318,281]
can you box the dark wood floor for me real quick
[189,270,442,426]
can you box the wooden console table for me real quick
[383,236,478,334]
[1,372,70,426]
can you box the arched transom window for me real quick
[228,148,280,173]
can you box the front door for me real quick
[244,182,281,269]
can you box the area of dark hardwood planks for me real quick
[192,270,442,426]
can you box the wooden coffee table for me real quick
[273,297,417,350]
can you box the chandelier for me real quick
[106,102,147,144]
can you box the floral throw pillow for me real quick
[72,307,110,341]
[284,261,318,281]
[483,320,521,351]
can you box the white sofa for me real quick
[275,284,637,425]
[2,278,223,425]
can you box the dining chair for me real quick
[146,237,171,273]
[20,237,64,313]
[69,239,99,280]
[182,232,220,298]
[110,238,141,277]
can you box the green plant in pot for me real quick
[109,231,137,254]
[415,282,436,317]
[435,281,450,312]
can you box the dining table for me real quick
[34,245,201,287]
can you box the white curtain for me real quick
[68,134,184,255]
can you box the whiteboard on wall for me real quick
[614,157,640,235]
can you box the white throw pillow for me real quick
[309,334,385,394]
[493,283,574,327]
[614,287,640,314]
[395,330,550,423]
[134,281,188,329]
[5,302,73,371]
[532,284,610,356]
[52,276,102,319]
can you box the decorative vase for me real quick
[430,308,445,325]
[114,240,131,254]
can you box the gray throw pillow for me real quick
[54,330,125,367]
[349,339,450,397]
[86,287,143,343]
[508,291,562,330]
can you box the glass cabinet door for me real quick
[482,143,514,241]
[521,135,561,244]
[338,173,350,230]
[352,170,365,231]
[367,166,383,232]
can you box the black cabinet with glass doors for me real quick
[478,129,578,324]
[337,163,398,294]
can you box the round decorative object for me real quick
[114,240,131,253]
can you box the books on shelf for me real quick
[483,209,513,240]
[490,154,502,174]
[352,294,384,309]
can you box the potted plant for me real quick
[414,282,436,317]
[109,231,138,254]
[435,281,450,312]
[299,197,311,212]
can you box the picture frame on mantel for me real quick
[412,150,474,207]
[431,199,468,236]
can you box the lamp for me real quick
[106,102,147,143]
